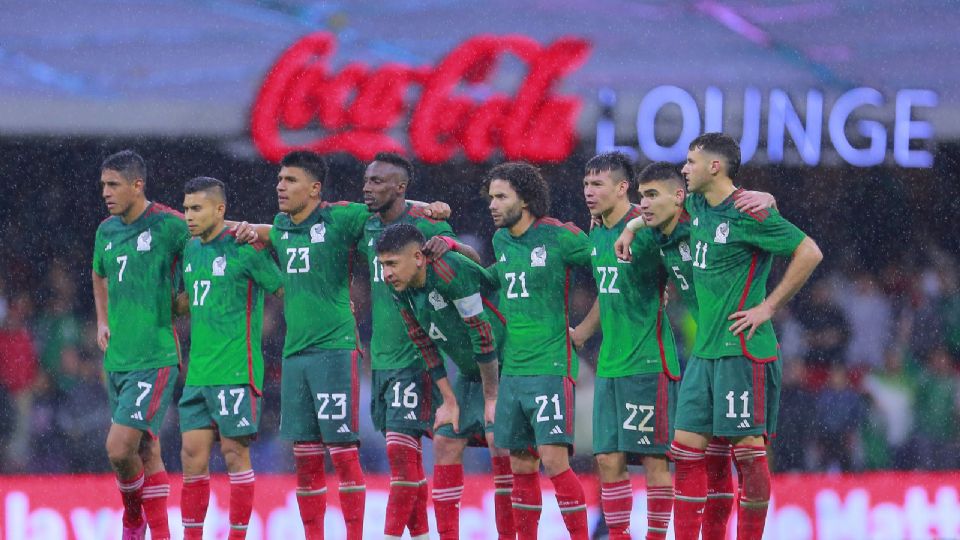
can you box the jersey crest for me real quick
[679,241,692,261]
[137,229,152,252]
[530,245,547,267]
[310,223,326,243]
[212,256,227,276]
[714,222,730,244]
[428,290,448,311]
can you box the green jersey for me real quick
[182,229,282,390]
[491,217,591,378]
[650,214,699,320]
[590,205,679,378]
[270,201,369,357]
[92,203,190,372]
[685,190,807,361]
[360,203,455,371]
[393,252,505,381]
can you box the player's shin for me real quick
[384,432,421,537]
[181,473,210,540]
[703,439,735,540]
[733,444,771,540]
[511,472,543,540]
[433,462,464,540]
[142,470,171,539]
[329,445,366,540]
[293,442,328,540]
[671,441,708,540]
[491,455,516,539]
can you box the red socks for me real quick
[228,470,255,540]
[550,468,588,540]
[294,442,328,540]
[142,471,171,539]
[491,456,516,539]
[704,439,735,540]
[671,442,707,540]
[433,464,464,539]
[117,471,145,529]
[384,432,422,537]
[511,472,542,540]
[408,453,429,538]
[600,479,633,540]
[646,486,674,540]
[329,445,366,540]
[181,473,210,539]
[734,445,771,540]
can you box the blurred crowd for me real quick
[1,243,959,476]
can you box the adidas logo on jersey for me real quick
[281,231,289,240]
[368,238,375,246]
[104,242,112,251]
[404,411,418,421]
[237,417,251,428]
[130,411,143,421]
[591,247,597,256]
[737,419,751,429]
[499,253,506,262]
[638,436,651,445]
[184,264,192,273]
[337,424,351,434]
[549,425,563,435]
[693,217,699,227]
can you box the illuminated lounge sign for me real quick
[252,33,939,168]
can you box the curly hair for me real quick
[483,162,550,218]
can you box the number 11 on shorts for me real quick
[725,390,750,418]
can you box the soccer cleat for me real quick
[121,520,147,540]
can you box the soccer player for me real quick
[358,152,480,540]
[375,223,515,540]
[615,161,776,540]
[93,150,187,540]
[667,133,822,540]
[571,153,680,540]
[485,162,592,540]
[176,177,283,539]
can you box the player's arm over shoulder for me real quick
[240,242,284,296]
[740,206,809,257]
[555,220,591,267]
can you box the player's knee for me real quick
[539,450,570,477]
[221,440,249,471]
[595,452,625,476]
[433,436,464,465]
[105,432,139,466]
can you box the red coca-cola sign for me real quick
[250,33,591,164]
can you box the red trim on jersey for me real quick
[655,281,679,381]
[534,216,583,235]
[347,247,363,353]
[245,280,262,396]
[148,202,186,220]
[400,308,443,369]
[655,373,669,445]
[250,390,258,423]
[464,315,495,354]
[753,362,766,425]
[351,349,360,432]
[677,209,691,223]
[564,268,573,377]
[145,367,170,422]
[421,371,433,429]
[170,256,183,369]
[431,259,456,283]
[320,200,352,209]
[625,205,643,221]
[563,376,575,434]
[736,253,777,363]
[481,296,507,326]
[732,189,770,222]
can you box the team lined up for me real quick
[92,131,821,540]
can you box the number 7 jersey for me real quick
[491,217,591,378]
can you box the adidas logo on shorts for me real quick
[549,425,563,435]
[237,417,250,428]
[737,419,750,429]
[337,424,351,433]
[130,411,143,421]
[638,436,651,445]
[404,411,418,421]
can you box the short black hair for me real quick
[373,151,415,185]
[688,132,741,179]
[637,161,685,189]
[376,223,425,254]
[281,150,328,184]
[101,150,147,184]
[184,176,226,202]
[584,152,635,186]
[484,162,550,218]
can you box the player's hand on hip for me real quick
[97,324,111,352]
[434,400,460,433]
[231,221,259,244]
[484,398,497,426]
[614,230,635,261]
[728,302,775,340]
[734,191,776,214]
[423,201,452,220]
